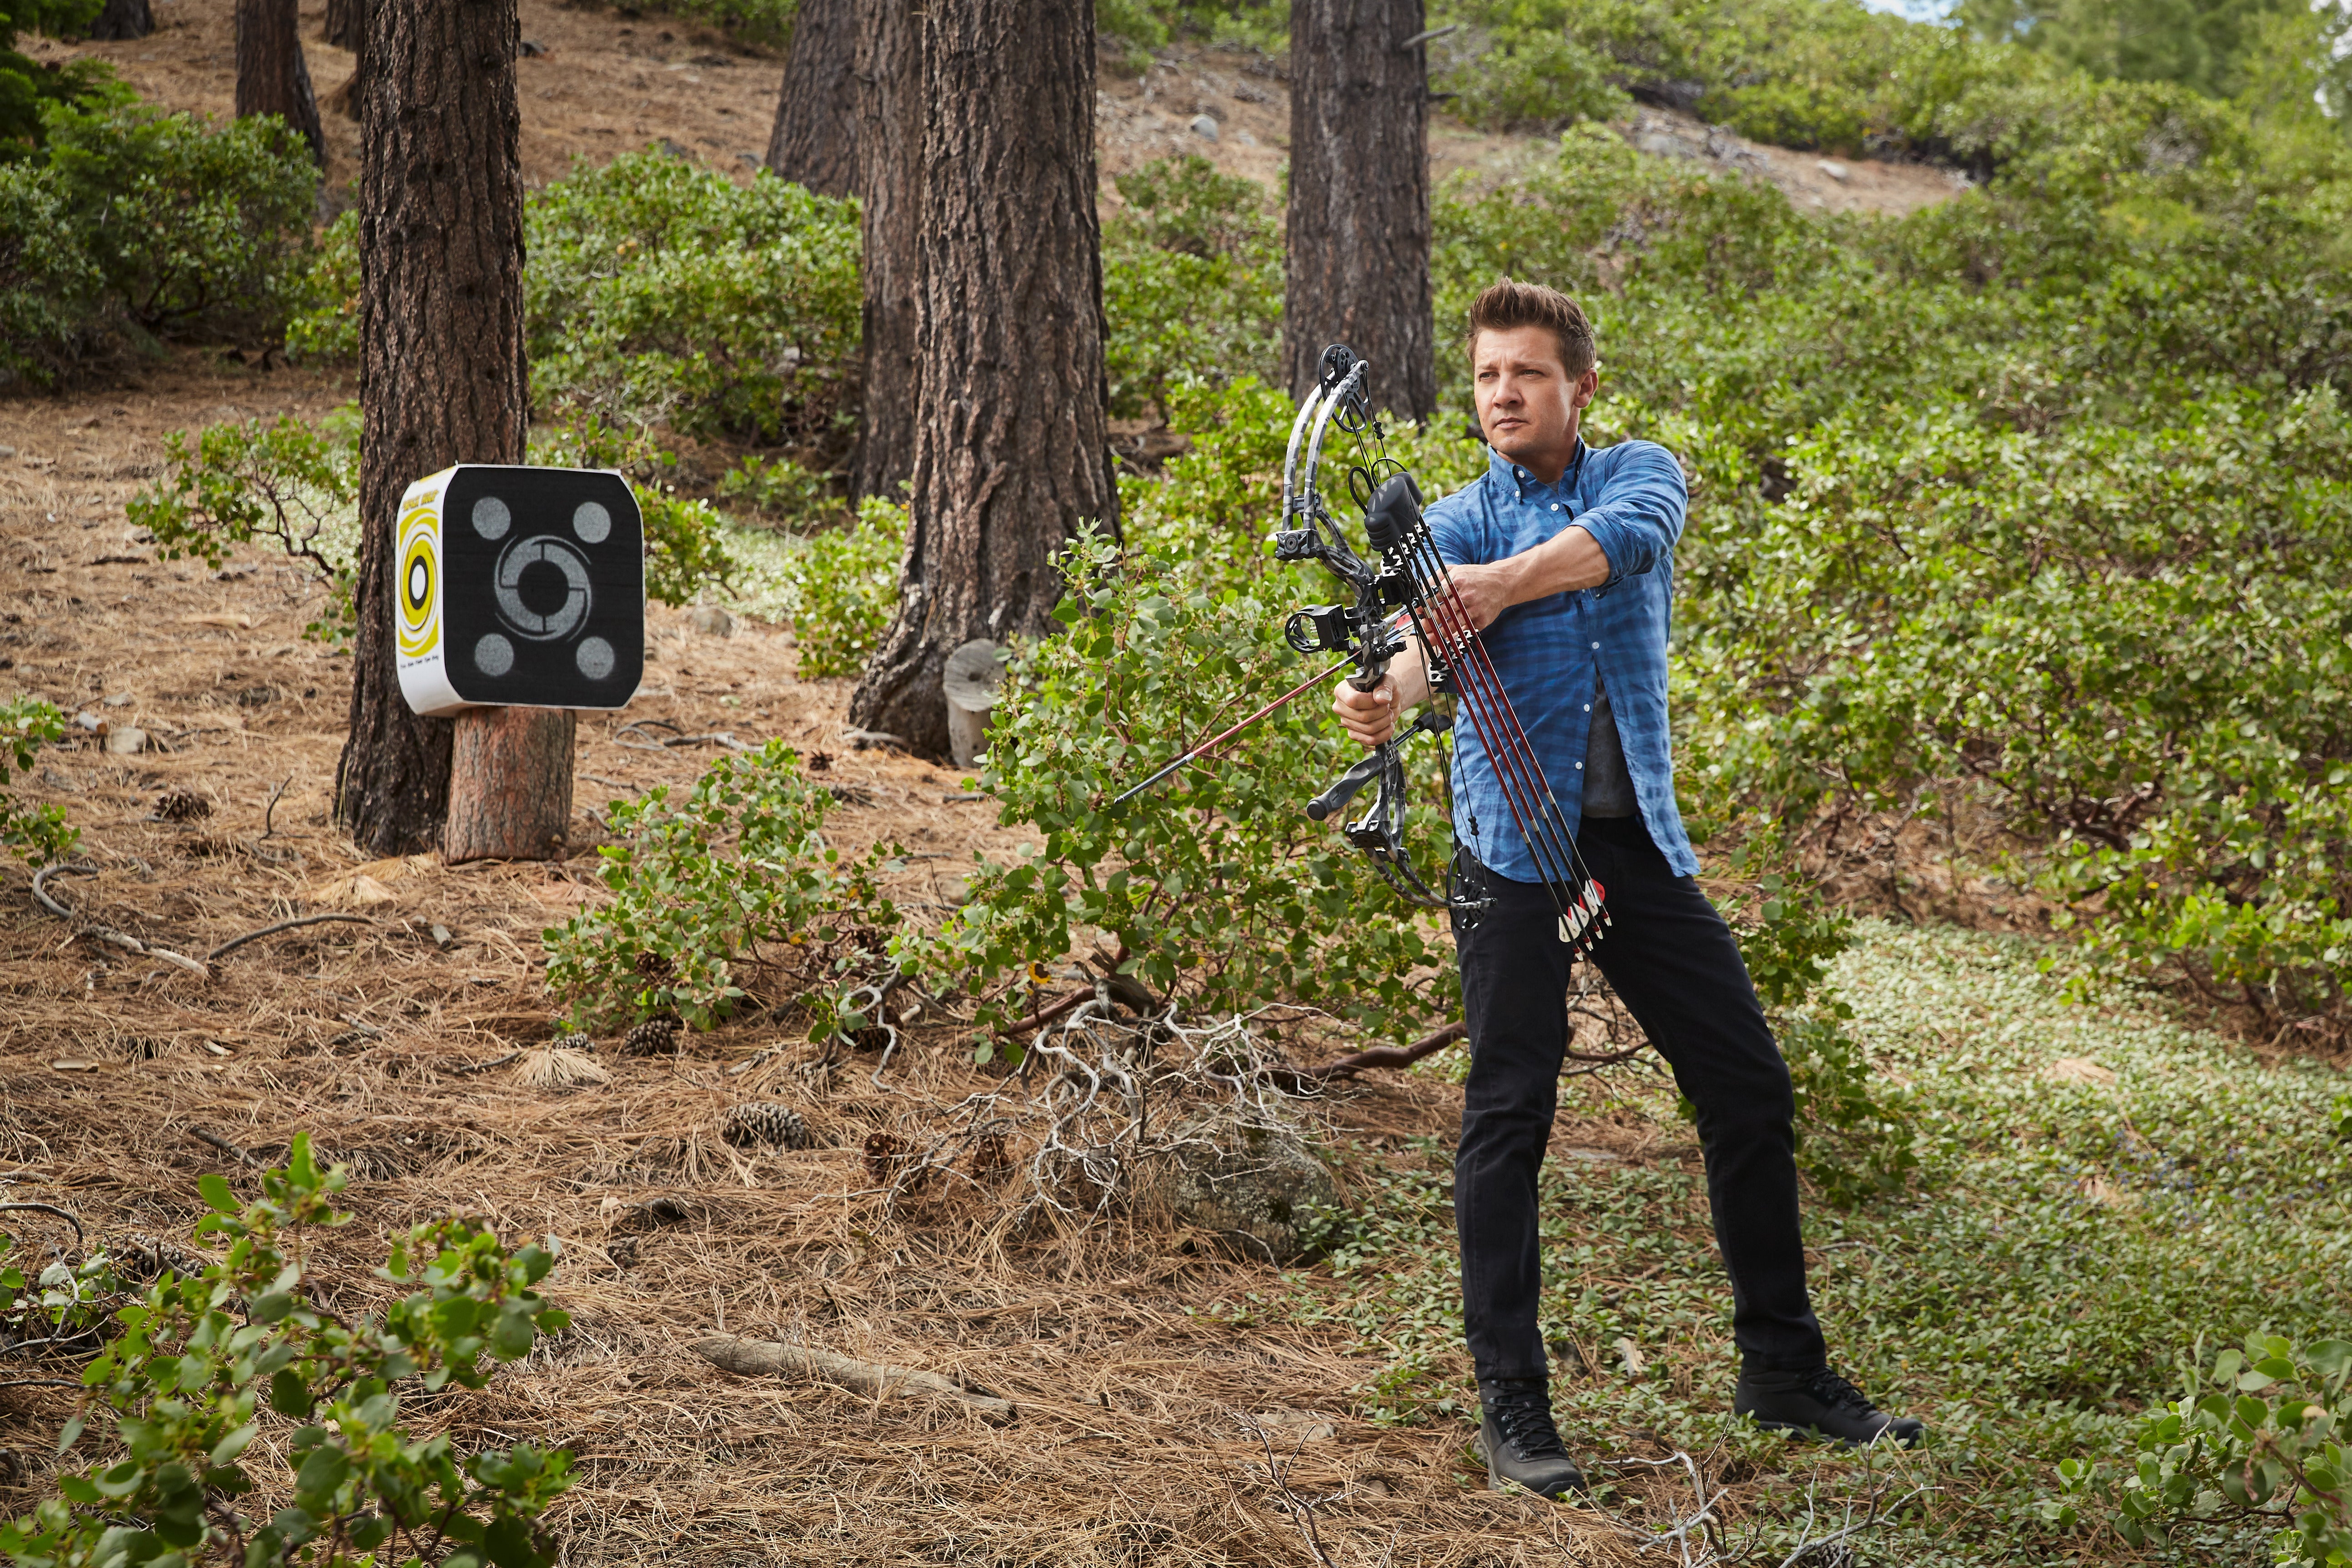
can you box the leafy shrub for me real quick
[0,0,110,155]
[128,410,361,644]
[284,207,357,364]
[943,526,1460,1041]
[638,0,798,47]
[0,1135,573,1568]
[2052,1336,2352,1562]
[0,100,318,386]
[526,150,860,445]
[776,495,903,678]
[545,740,902,1030]
[718,452,836,526]
[0,695,74,866]
[1101,155,1283,419]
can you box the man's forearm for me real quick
[1496,523,1609,602]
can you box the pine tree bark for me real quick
[322,0,366,121]
[764,0,856,197]
[234,0,327,166]
[444,707,579,862]
[850,0,921,502]
[1283,0,1435,419]
[845,0,1114,755]
[84,0,155,41]
[339,0,573,860]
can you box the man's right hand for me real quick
[1334,673,1400,746]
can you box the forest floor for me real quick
[5,6,2319,1568]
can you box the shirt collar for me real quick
[1489,439,1589,501]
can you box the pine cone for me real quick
[862,1130,908,1185]
[154,789,210,823]
[621,1014,680,1057]
[103,1231,210,1284]
[969,1132,1013,1182]
[721,1102,810,1150]
[551,1032,594,1054]
[632,950,673,983]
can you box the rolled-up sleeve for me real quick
[1575,441,1686,588]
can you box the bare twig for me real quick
[0,1378,85,1392]
[0,1201,86,1253]
[190,1126,262,1168]
[1234,1412,1341,1568]
[260,774,293,839]
[31,864,211,979]
[207,913,374,961]
[456,1050,525,1075]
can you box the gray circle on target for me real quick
[473,633,515,676]
[471,496,512,540]
[572,501,612,544]
[575,636,615,680]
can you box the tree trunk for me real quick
[1283,0,1435,420]
[845,0,1115,756]
[764,0,856,197]
[444,707,578,862]
[322,0,366,121]
[850,0,921,502]
[339,0,571,859]
[84,0,155,41]
[234,0,327,166]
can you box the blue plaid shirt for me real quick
[1424,438,1699,882]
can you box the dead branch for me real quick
[0,1201,86,1253]
[206,913,375,962]
[1234,1411,1343,1568]
[688,1333,1016,1425]
[994,986,1097,1037]
[31,864,211,980]
[1306,1020,1466,1080]
[0,1378,85,1392]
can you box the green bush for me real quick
[1101,155,1283,419]
[525,151,860,445]
[284,207,356,364]
[545,740,902,1030]
[0,1135,573,1568]
[0,695,74,866]
[0,100,318,386]
[128,410,361,644]
[2052,1336,2352,1562]
[717,452,837,527]
[779,495,902,679]
[641,0,797,47]
[0,0,110,155]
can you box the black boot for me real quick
[1472,1378,1589,1499]
[1735,1365,1925,1448]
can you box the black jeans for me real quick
[1452,814,1827,1383]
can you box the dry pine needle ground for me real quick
[0,356,1652,1565]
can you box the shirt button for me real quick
[1590,642,1599,650]
[1575,762,1584,770]
[1584,704,1591,711]
[1550,503,1560,511]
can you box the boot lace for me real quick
[1806,1368,1881,1418]
[1488,1387,1570,1461]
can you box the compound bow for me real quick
[1117,345,1610,955]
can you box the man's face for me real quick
[1473,325,1599,470]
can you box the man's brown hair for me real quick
[1465,277,1597,378]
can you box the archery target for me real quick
[393,465,644,718]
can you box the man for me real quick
[1332,278,1923,1499]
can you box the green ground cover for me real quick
[1248,921,2350,1562]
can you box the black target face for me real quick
[438,466,644,708]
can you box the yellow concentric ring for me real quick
[396,502,440,658]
